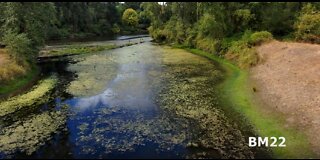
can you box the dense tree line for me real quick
[142,2,320,43]
[0,2,148,65]
[141,2,320,68]
[0,2,319,69]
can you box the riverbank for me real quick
[174,46,315,158]
[0,76,57,117]
[0,65,39,99]
[0,49,40,99]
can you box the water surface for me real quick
[0,38,267,159]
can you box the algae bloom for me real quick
[0,76,57,117]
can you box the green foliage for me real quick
[233,9,254,32]
[249,31,273,45]
[196,13,225,39]
[111,23,121,34]
[122,8,139,27]
[195,38,219,54]
[1,2,56,47]
[294,3,320,43]
[225,40,259,69]
[0,49,28,84]
[2,30,33,61]
[148,26,166,42]
[168,17,187,43]
[250,2,300,36]
[225,31,273,69]
[0,64,38,96]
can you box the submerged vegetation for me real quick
[158,47,255,158]
[40,39,145,58]
[0,76,57,117]
[66,51,118,97]
[0,2,319,159]
[0,110,67,156]
[40,44,117,57]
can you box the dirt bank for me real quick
[250,40,320,156]
[0,49,8,66]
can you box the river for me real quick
[0,37,269,159]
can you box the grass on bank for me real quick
[172,45,315,158]
[0,49,39,96]
[0,65,39,96]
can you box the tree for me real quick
[233,9,254,32]
[250,2,300,36]
[122,8,139,27]
[1,3,55,62]
[194,13,224,41]
[3,30,32,62]
[1,2,56,47]
[294,3,320,43]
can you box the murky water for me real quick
[0,38,269,159]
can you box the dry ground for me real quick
[250,40,320,155]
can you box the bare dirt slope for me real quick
[250,40,320,155]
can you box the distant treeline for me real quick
[0,2,149,63]
[141,2,320,68]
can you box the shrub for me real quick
[184,27,197,47]
[225,40,259,69]
[0,49,28,83]
[233,9,254,32]
[249,31,273,45]
[294,4,320,43]
[224,31,268,69]
[148,26,166,42]
[111,24,121,34]
[122,8,139,27]
[196,13,225,39]
[238,47,259,69]
[196,38,219,54]
[3,31,33,61]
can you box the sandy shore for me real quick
[250,40,320,156]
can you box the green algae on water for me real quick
[71,107,189,155]
[158,47,254,159]
[66,53,118,97]
[0,76,57,117]
[0,110,67,156]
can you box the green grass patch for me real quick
[174,46,315,158]
[0,64,39,96]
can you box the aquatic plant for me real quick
[0,110,66,156]
[66,53,118,97]
[157,47,254,159]
[0,76,57,117]
[43,44,117,57]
